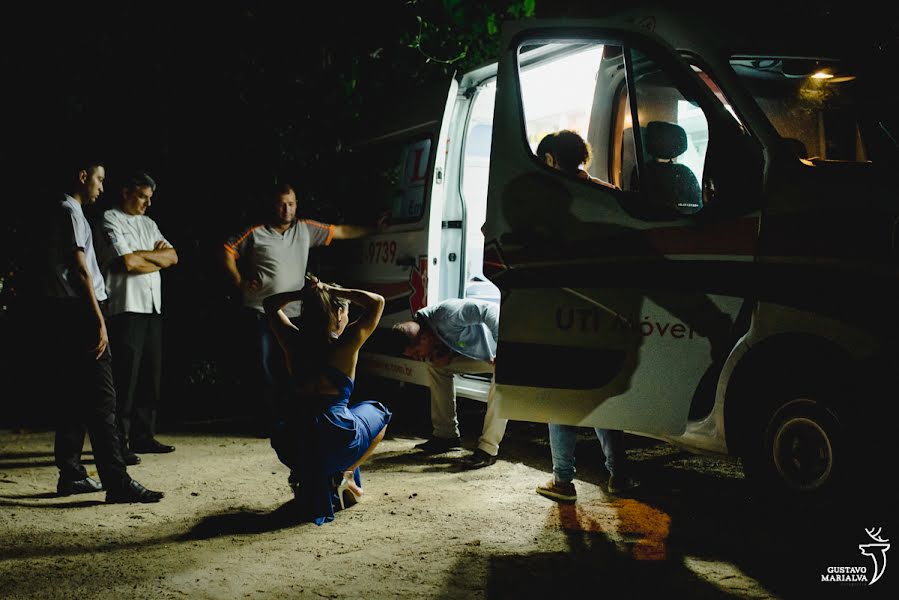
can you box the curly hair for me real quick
[552,130,592,175]
[536,133,557,162]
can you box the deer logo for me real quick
[858,527,890,585]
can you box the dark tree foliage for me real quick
[0,0,535,425]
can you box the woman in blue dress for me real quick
[264,275,391,524]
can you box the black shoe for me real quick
[131,439,176,454]
[288,471,301,499]
[57,476,103,496]
[123,452,141,465]
[462,449,498,469]
[106,479,164,504]
[414,436,462,454]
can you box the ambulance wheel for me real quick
[743,397,844,498]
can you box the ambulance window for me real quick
[617,63,740,195]
[394,138,432,220]
[517,43,605,160]
[627,48,709,215]
[344,136,432,225]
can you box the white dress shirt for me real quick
[100,207,172,315]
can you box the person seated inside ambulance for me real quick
[535,130,616,189]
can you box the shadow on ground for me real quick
[181,501,311,540]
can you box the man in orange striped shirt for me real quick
[223,183,385,433]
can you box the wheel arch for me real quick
[722,333,857,457]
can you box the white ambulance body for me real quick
[324,6,896,497]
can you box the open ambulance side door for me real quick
[483,20,763,434]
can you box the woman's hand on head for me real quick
[305,274,325,290]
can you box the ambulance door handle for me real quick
[395,256,415,268]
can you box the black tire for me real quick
[744,397,844,497]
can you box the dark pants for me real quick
[245,309,298,427]
[108,312,162,449]
[271,418,303,484]
[48,300,129,488]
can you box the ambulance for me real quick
[323,5,897,497]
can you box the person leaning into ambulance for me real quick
[389,298,505,469]
[533,131,640,500]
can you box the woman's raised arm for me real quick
[262,289,305,367]
[320,283,385,345]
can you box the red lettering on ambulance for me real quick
[409,148,426,184]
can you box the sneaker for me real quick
[607,474,640,494]
[535,478,577,503]
[414,436,462,454]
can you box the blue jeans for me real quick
[548,424,628,483]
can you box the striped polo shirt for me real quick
[225,219,334,317]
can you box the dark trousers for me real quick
[48,300,129,488]
[108,312,162,449]
[245,309,298,426]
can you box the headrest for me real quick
[645,121,688,160]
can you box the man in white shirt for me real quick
[100,172,178,459]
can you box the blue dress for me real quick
[271,365,392,525]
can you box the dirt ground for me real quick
[1,394,894,599]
